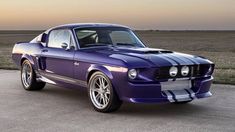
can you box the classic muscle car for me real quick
[12,23,214,112]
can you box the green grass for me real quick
[0,30,234,85]
[0,48,16,70]
[214,69,235,85]
[0,30,43,69]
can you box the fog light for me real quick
[128,69,137,79]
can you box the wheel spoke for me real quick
[103,84,109,90]
[95,93,101,101]
[99,96,103,104]
[104,92,109,98]
[27,77,30,84]
[95,82,101,88]
[102,96,106,105]
[92,88,100,93]
[98,78,102,87]
[104,97,109,105]
[101,78,105,88]
[105,87,110,94]
[27,72,30,75]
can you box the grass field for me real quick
[0,30,234,84]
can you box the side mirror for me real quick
[37,33,47,43]
[61,43,69,50]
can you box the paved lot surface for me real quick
[0,70,235,132]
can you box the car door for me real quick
[39,29,76,81]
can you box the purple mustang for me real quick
[12,23,214,112]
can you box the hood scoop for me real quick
[143,50,173,54]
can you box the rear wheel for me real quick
[21,60,46,91]
[88,72,122,113]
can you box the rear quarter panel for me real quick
[12,42,43,69]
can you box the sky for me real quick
[0,0,235,30]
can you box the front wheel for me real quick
[21,60,46,91]
[88,72,122,113]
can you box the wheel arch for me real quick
[20,54,37,70]
[86,64,123,102]
[86,64,114,83]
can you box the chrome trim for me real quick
[168,77,195,81]
[74,62,80,66]
[161,80,192,91]
[39,72,87,87]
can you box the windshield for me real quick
[75,27,145,48]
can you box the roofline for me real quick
[48,23,130,31]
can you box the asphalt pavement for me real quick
[0,70,235,132]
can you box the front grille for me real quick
[161,80,192,91]
[156,64,212,79]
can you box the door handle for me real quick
[42,49,48,52]
[74,61,79,66]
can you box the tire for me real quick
[88,71,122,113]
[21,60,46,91]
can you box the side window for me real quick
[48,29,71,49]
[76,30,98,48]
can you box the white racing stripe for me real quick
[187,89,197,99]
[163,89,196,102]
[170,90,192,102]
[157,55,178,66]
[163,91,175,102]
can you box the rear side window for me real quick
[48,29,71,48]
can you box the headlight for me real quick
[181,66,189,76]
[128,69,137,79]
[169,66,178,77]
[206,65,213,75]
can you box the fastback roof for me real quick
[51,23,129,30]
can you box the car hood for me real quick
[83,46,213,68]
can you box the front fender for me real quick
[87,64,113,81]
[86,64,128,99]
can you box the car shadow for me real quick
[115,102,211,117]
[38,84,212,117]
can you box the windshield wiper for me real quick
[115,43,135,47]
[84,43,111,47]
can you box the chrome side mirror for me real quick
[37,33,47,43]
[61,43,69,50]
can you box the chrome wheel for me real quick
[21,62,32,88]
[21,60,46,91]
[89,75,111,109]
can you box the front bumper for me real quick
[117,76,213,103]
